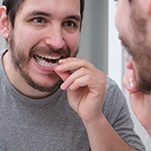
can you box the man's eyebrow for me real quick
[66,15,81,22]
[27,11,81,22]
[28,11,51,17]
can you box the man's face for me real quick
[7,0,81,92]
[115,0,151,93]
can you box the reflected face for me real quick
[115,0,151,93]
[6,0,81,93]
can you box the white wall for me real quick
[108,1,123,90]
[108,1,151,150]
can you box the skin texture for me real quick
[0,0,81,98]
[0,0,142,150]
[115,0,151,137]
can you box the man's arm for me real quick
[55,57,145,151]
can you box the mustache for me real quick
[29,46,71,59]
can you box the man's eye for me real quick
[64,21,76,28]
[33,17,46,23]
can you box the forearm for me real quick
[83,115,137,151]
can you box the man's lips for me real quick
[34,54,62,67]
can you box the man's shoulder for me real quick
[105,76,121,94]
[103,76,126,115]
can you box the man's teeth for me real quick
[35,54,60,67]
[37,54,61,60]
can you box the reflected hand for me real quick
[123,68,151,136]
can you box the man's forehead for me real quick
[18,0,81,17]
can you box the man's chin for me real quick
[26,77,63,93]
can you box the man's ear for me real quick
[0,6,10,39]
[147,0,151,14]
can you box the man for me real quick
[115,0,151,137]
[0,0,145,150]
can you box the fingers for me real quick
[122,70,139,93]
[56,68,90,90]
[54,57,105,92]
[56,58,96,72]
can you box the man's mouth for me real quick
[34,54,61,67]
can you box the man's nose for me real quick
[45,26,65,50]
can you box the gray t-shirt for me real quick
[0,50,145,151]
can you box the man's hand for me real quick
[54,57,106,123]
[123,68,151,137]
[54,58,140,151]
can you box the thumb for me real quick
[54,67,71,82]
[123,73,139,93]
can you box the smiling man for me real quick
[0,0,145,150]
[115,0,151,137]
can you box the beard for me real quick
[122,43,151,94]
[8,33,79,93]
[124,6,151,94]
